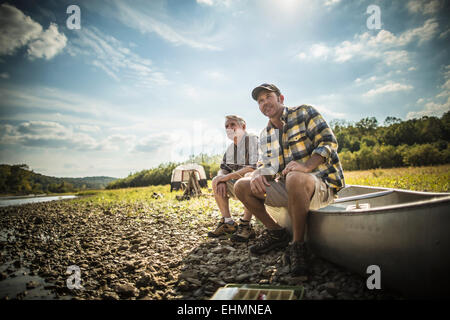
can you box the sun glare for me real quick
[276,0,302,12]
[262,0,306,21]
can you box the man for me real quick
[234,84,345,276]
[208,115,259,242]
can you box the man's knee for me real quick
[234,177,251,199]
[285,171,315,195]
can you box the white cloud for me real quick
[77,125,101,133]
[27,23,67,60]
[383,50,410,66]
[310,43,330,59]
[0,3,42,56]
[0,118,202,158]
[196,0,234,7]
[0,4,66,60]
[396,18,439,45]
[133,133,173,153]
[439,29,450,39]
[181,85,202,100]
[407,97,450,119]
[408,65,450,119]
[296,52,307,60]
[324,0,341,7]
[297,19,439,66]
[205,70,227,81]
[0,72,10,79]
[435,65,450,99]
[407,0,443,15]
[0,121,99,150]
[314,104,346,119]
[111,1,221,51]
[0,85,142,126]
[0,121,151,153]
[364,82,413,97]
[354,76,377,86]
[67,27,169,86]
[102,134,136,152]
[197,0,214,5]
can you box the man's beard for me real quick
[226,128,245,141]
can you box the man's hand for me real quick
[250,172,271,195]
[282,161,310,176]
[216,182,227,198]
[212,175,228,196]
[282,154,325,176]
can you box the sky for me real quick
[0,0,449,178]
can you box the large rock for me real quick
[114,283,139,298]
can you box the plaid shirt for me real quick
[256,105,345,191]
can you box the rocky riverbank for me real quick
[0,198,403,300]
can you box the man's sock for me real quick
[224,217,235,224]
[239,218,250,224]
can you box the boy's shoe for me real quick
[249,228,290,254]
[286,241,309,276]
[231,220,256,242]
[207,218,237,238]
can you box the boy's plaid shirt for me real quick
[256,105,345,191]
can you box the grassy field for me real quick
[344,164,450,192]
[75,165,450,206]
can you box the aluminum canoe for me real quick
[266,185,450,298]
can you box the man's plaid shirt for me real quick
[256,105,345,191]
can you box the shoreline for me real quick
[0,198,405,300]
[0,194,77,200]
[0,195,78,208]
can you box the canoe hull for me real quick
[265,186,450,298]
[307,197,450,298]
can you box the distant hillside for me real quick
[0,164,117,195]
[106,154,222,190]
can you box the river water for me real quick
[0,195,77,207]
[0,196,76,299]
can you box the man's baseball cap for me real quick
[251,83,281,101]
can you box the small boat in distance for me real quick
[266,185,450,298]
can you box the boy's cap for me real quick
[251,83,281,100]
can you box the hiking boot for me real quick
[231,220,256,242]
[249,228,290,254]
[207,218,237,238]
[287,241,309,276]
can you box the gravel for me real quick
[0,199,404,300]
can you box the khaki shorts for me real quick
[264,174,335,210]
[217,172,253,199]
[225,180,237,199]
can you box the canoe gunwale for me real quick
[339,184,450,196]
[333,190,395,203]
[312,185,450,215]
